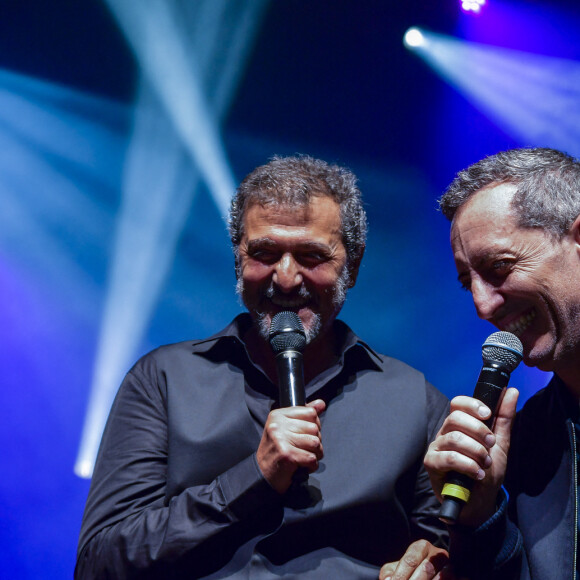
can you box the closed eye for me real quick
[492,260,512,275]
[296,252,330,267]
[248,249,280,264]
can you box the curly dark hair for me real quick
[439,147,580,238]
[228,155,367,278]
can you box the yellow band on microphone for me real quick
[441,483,471,503]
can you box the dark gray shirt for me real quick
[76,314,449,579]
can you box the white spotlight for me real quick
[461,0,486,14]
[406,29,580,158]
[404,27,427,50]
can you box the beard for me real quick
[236,266,350,345]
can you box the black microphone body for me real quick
[269,311,307,408]
[275,349,306,407]
[439,331,523,524]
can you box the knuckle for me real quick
[402,552,421,568]
[447,409,465,425]
[448,430,465,445]
[446,450,463,468]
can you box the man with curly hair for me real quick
[76,155,450,579]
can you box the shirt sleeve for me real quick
[448,489,523,579]
[409,382,451,549]
[75,356,282,579]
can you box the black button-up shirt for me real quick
[76,314,449,579]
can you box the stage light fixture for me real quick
[461,0,486,14]
[405,28,580,159]
[403,27,426,49]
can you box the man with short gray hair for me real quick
[425,147,580,579]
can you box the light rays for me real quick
[405,28,580,158]
[75,0,268,477]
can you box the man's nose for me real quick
[273,253,303,292]
[471,277,504,321]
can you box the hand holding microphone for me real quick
[256,312,325,494]
[425,331,523,525]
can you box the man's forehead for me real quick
[241,196,344,249]
[451,183,517,238]
[246,195,340,220]
[458,182,517,220]
[245,191,335,211]
[450,184,519,256]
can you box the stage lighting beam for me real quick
[75,0,268,479]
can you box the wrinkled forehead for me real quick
[451,183,517,233]
[242,194,342,228]
[244,187,332,210]
[449,184,521,264]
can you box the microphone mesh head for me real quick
[269,311,307,354]
[482,331,523,372]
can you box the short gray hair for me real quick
[439,147,580,238]
[229,155,367,278]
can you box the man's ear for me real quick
[571,214,580,248]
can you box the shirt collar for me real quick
[191,313,382,375]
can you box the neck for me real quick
[555,367,580,400]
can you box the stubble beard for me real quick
[236,266,350,345]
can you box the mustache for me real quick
[263,283,314,303]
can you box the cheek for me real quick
[240,261,273,285]
[306,268,344,293]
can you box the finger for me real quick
[285,416,321,437]
[386,541,449,580]
[449,395,493,420]
[283,405,324,431]
[437,410,496,451]
[290,444,323,473]
[379,562,397,580]
[391,552,449,580]
[434,430,491,469]
[289,432,323,456]
[307,398,326,415]
[278,405,320,421]
[428,448,487,482]
[492,387,518,442]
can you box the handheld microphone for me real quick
[269,311,306,407]
[439,331,523,524]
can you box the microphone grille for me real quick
[482,331,523,372]
[269,311,306,354]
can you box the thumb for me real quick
[493,387,518,444]
[307,398,326,414]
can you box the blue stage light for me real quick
[75,0,268,478]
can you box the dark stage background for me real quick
[1,0,579,577]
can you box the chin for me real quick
[522,339,557,372]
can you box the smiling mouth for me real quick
[270,296,309,309]
[504,309,536,336]
[265,284,313,310]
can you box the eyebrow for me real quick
[246,238,332,253]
